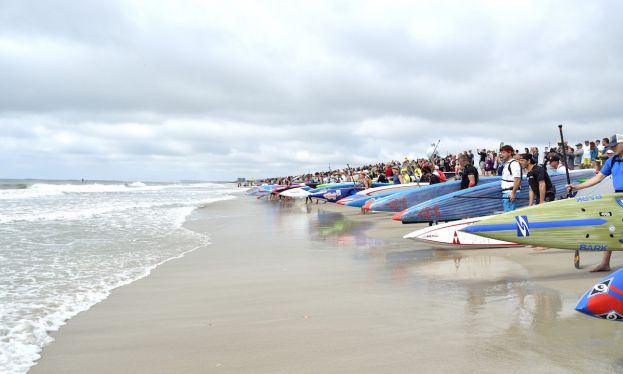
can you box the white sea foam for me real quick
[127,181,147,187]
[0,182,233,374]
[0,195,237,224]
[0,183,133,200]
[0,241,206,374]
[0,181,235,200]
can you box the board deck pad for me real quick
[462,193,623,251]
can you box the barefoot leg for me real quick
[590,251,613,272]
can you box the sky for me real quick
[1,0,622,181]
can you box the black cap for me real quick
[605,134,623,152]
[519,153,535,164]
[549,155,560,162]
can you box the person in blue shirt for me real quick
[392,167,401,184]
[589,141,599,168]
[568,134,623,271]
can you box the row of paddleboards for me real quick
[399,177,618,322]
[247,182,399,200]
[249,175,622,322]
[402,184,612,250]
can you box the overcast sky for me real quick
[1,0,621,181]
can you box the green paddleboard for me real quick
[461,193,622,251]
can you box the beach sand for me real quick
[31,196,623,373]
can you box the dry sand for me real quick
[31,196,623,373]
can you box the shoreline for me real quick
[31,196,623,373]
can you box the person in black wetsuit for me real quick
[420,167,440,184]
[518,153,555,205]
[458,155,479,190]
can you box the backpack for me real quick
[605,155,623,170]
[506,159,523,178]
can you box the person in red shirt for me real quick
[385,164,393,178]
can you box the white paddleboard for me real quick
[279,187,311,198]
[403,217,521,249]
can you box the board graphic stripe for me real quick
[463,218,608,233]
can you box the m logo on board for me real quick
[515,216,530,237]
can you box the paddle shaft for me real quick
[557,125,573,195]
[431,139,441,159]
[558,124,580,269]
[421,139,440,188]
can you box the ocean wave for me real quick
[29,183,161,193]
[0,182,235,200]
[0,237,208,374]
[0,182,239,373]
[126,181,147,187]
[0,183,28,190]
[0,198,217,373]
[0,195,236,224]
[0,183,136,199]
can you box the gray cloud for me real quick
[0,0,621,180]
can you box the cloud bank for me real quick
[1,0,621,180]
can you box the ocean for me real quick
[0,180,241,374]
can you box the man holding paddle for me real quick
[568,133,623,272]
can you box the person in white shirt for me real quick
[582,140,591,167]
[499,145,522,212]
[548,155,567,173]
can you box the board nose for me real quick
[362,199,375,212]
[392,210,406,221]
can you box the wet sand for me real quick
[32,196,623,373]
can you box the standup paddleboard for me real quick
[398,170,595,223]
[279,187,311,198]
[576,267,623,321]
[462,193,623,251]
[403,217,521,249]
[370,177,499,213]
[309,187,361,203]
[338,183,428,207]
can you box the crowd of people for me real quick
[263,136,612,188]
